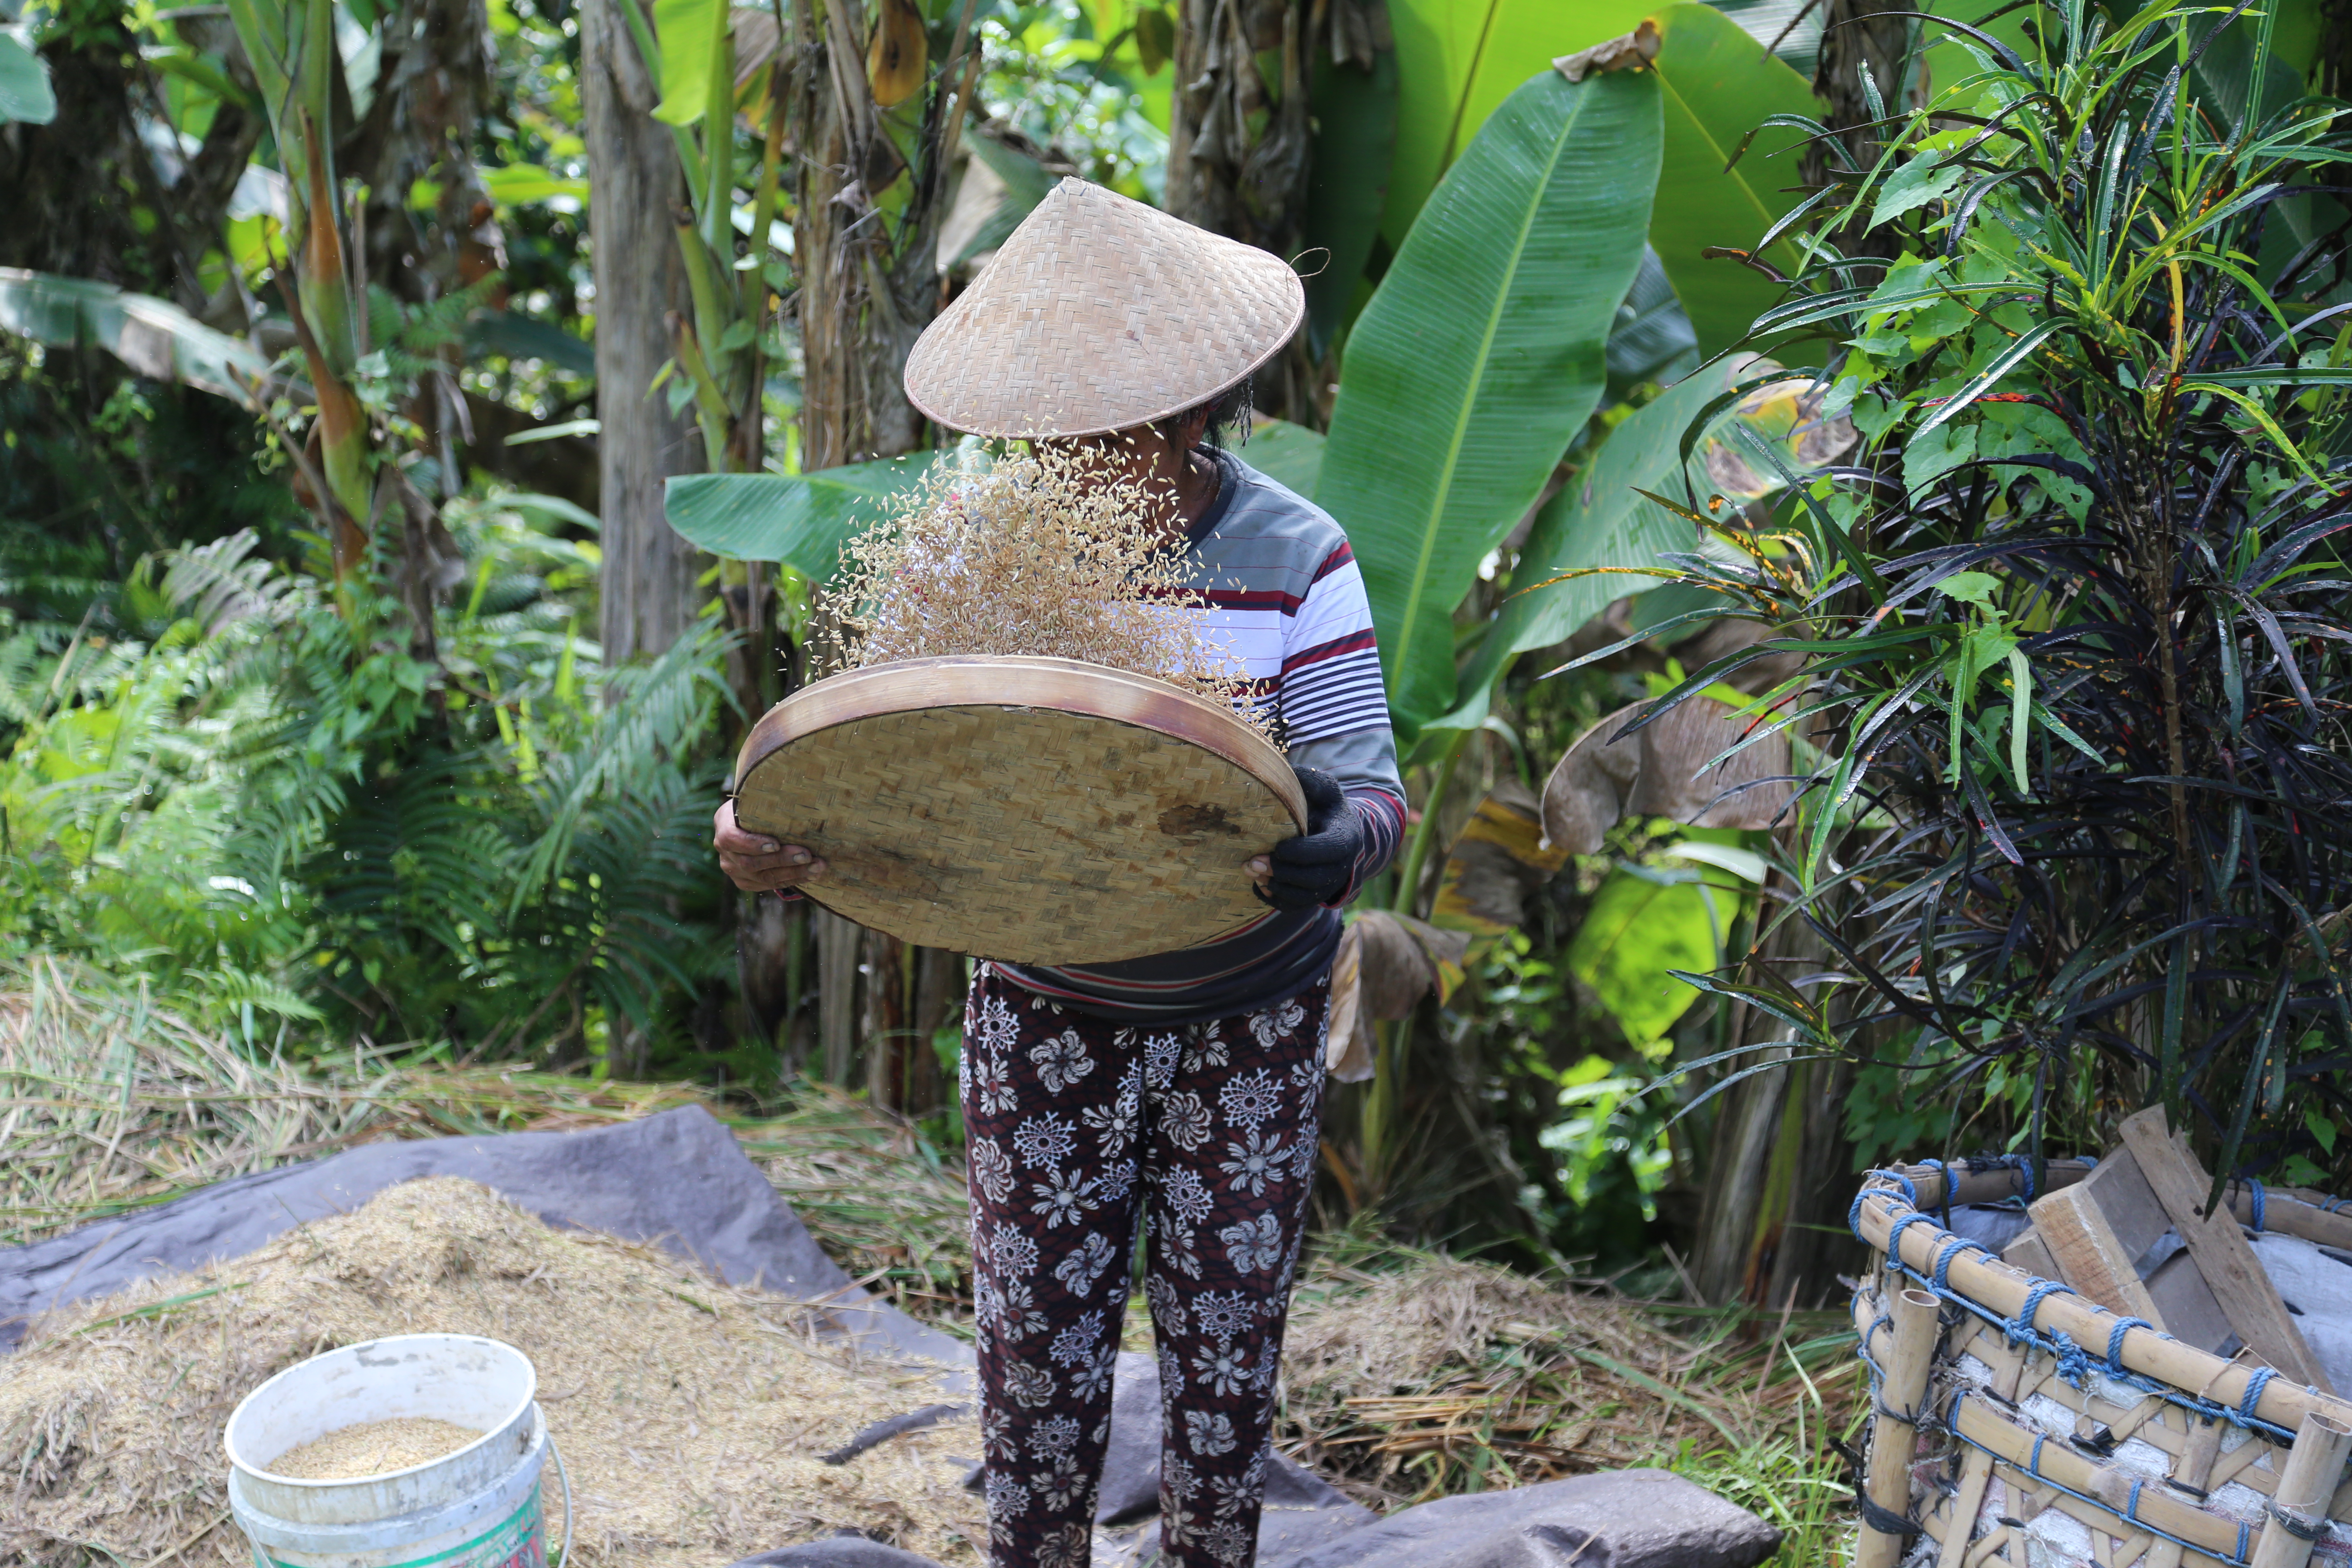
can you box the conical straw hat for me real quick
[903,178,1305,439]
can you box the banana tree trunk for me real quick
[1166,0,1388,425]
[583,0,704,663]
[1688,875,1861,1307]
[783,0,971,1102]
[1807,0,1922,258]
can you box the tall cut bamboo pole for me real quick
[1856,1286,1940,1568]
[2248,1412,2352,1568]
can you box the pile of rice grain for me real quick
[0,1177,983,1568]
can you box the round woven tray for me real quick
[732,656,1306,965]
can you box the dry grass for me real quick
[1274,1245,1862,1556]
[812,445,1272,739]
[0,1177,983,1568]
[733,1099,976,1331]
[0,958,970,1291]
[1,958,1857,1562]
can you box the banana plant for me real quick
[1322,56,1660,748]
[1378,3,1815,359]
[620,0,791,473]
[224,0,372,576]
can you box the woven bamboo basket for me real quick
[1850,1159,2352,1568]
[731,655,1305,966]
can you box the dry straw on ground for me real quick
[1276,1251,1857,1512]
[811,446,1271,738]
[0,1177,983,1568]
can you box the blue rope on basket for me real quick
[2104,1316,2152,1376]
[2006,1278,2078,1348]
[1941,1391,2263,1568]
[1932,1234,1993,1291]
[1850,1167,2346,1568]
[1852,1175,2306,1447]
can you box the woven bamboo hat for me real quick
[903,178,1305,439]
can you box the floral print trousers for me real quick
[959,963,1331,1568]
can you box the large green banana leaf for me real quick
[1379,0,1655,250]
[665,453,945,580]
[1301,45,1400,355]
[1318,65,1660,741]
[1237,419,1325,499]
[0,29,54,124]
[1425,358,1748,736]
[0,269,274,404]
[1646,4,1815,357]
[1381,3,1816,358]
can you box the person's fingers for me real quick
[1294,766,1344,805]
[1271,833,1355,867]
[714,818,788,856]
[718,853,828,893]
[1247,854,1273,893]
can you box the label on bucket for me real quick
[250,1488,546,1568]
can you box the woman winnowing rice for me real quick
[713,178,1404,1568]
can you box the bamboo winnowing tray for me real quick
[731,656,1306,965]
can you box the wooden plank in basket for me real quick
[732,656,1307,966]
[2028,1145,2234,1353]
[2120,1106,2335,1394]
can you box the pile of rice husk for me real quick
[0,1177,984,1568]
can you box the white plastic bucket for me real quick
[223,1334,568,1568]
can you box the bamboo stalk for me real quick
[2248,1412,2351,1568]
[1856,1286,1940,1568]
[1946,1390,2245,1558]
[2223,1183,2352,1253]
[1891,1158,2099,1211]
[1935,1448,1993,1568]
[2144,1414,2224,1568]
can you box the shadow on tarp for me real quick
[0,1106,1783,1568]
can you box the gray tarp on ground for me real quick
[0,1108,1780,1568]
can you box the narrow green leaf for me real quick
[1320,65,1661,738]
[1913,319,2068,437]
[2007,646,2031,794]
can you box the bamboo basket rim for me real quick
[732,654,1306,830]
[1852,1158,2352,1441]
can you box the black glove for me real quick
[1259,767,1364,911]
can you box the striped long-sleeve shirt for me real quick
[992,448,1405,1023]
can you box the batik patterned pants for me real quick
[959,963,1330,1568]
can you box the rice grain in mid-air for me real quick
[814,443,1279,746]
